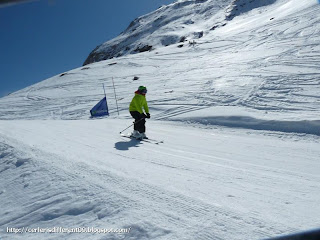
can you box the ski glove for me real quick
[146,113,151,119]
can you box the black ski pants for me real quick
[130,111,146,133]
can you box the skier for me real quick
[129,86,150,139]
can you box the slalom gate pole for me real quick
[102,83,108,112]
[103,83,106,98]
[112,77,120,116]
[119,118,145,134]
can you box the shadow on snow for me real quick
[114,138,142,151]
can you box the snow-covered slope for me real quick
[83,0,231,65]
[83,0,307,65]
[1,0,320,239]
[84,0,291,65]
[0,0,319,135]
[0,120,319,240]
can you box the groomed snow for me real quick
[0,120,319,240]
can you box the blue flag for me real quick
[90,97,109,117]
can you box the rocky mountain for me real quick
[83,0,280,65]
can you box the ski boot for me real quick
[140,132,148,139]
[131,130,142,140]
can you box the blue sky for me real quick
[0,0,174,97]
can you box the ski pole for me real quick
[119,118,145,134]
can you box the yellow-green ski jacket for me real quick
[129,91,149,114]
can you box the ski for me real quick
[121,134,163,144]
[142,137,164,144]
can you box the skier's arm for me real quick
[143,98,149,114]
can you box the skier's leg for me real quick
[137,118,146,133]
[140,120,148,139]
[130,111,141,131]
[130,111,144,138]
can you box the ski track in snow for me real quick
[0,120,319,240]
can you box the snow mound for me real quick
[179,116,320,136]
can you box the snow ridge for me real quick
[83,0,232,65]
[226,0,277,20]
[83,0,289,65]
